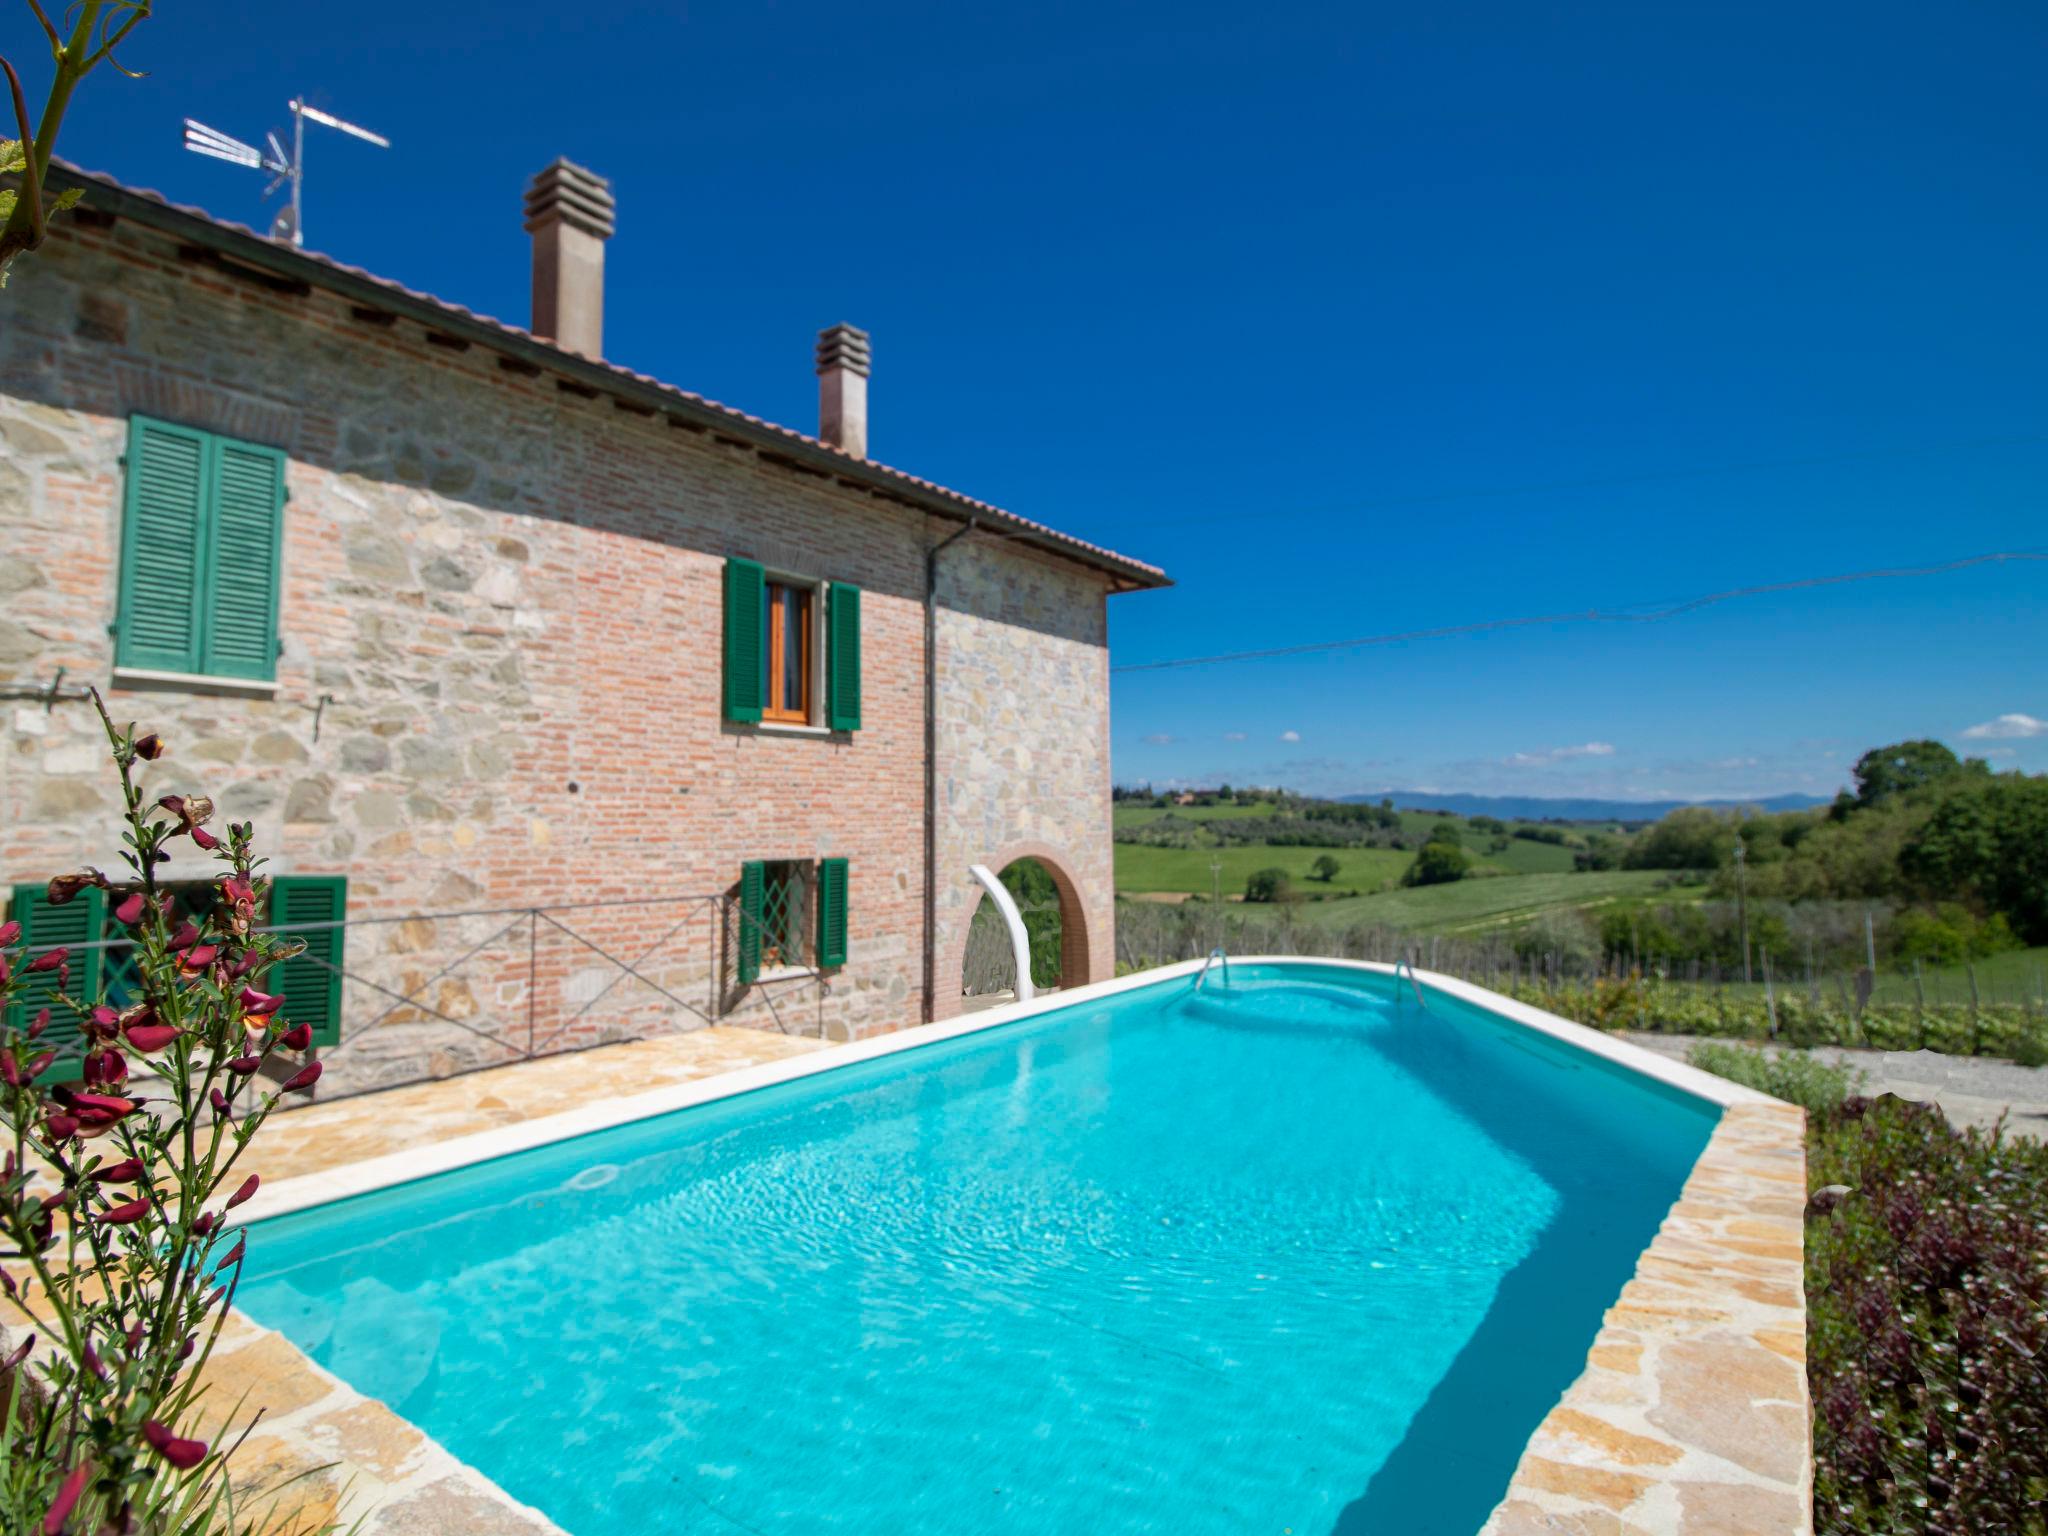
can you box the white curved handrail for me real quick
[969,863,1035,1004]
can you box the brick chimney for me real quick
[815,323,871,458]
[523,159,615,360]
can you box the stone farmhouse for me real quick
[0,158,1167,1096]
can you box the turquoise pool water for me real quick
[238,964,1716,1535]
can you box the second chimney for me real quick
[816,323,871,458]
[524,159,616,361]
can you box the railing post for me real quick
[527,907,538,1059]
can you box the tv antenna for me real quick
[181,98,389,248]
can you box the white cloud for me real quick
[1222,731,1248,742]
[1960,712,2048,741]
[1279,730,1302,743]
[1140,732,1175,746]
[1504,741,1616,768]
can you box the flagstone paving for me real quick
[1479,1101,1812,1536]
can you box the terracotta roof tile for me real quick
[40,161,1169,589]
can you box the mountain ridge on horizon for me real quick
[1337,789,1833,822]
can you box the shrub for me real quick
[1807,1096,2048,1535]
[1309,854,1340,883]
[1243,868,1293,903]
[1687,1042,1863,1114]
[1401,841,1470,887]
[0,694,323,1532]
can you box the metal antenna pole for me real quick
[289,98,305,245]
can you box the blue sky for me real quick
[28,0,2048,801]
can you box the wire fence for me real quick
[1113,901,2048,1058]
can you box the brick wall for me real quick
[0,216,1122,1094]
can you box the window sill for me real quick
[752,720,837,737]
[111,666,279,698]
[754,964,815,983]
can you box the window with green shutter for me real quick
[827,584,862,732]
[723,558,765,723]
[5,884,107,1082]
[736,859,766,983]
[816,857,849,968]
[116,415,286,682]
[268,875,347,1049]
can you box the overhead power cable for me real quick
[1112,430,2048,532]
[1109,550,2048,674]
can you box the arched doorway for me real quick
[950,847,1092,1015]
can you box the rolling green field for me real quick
[1112,842,1412,897]
[1276,870,1679,932]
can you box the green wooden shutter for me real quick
[816,858,849,968]
[270,875,347,1049]
[737,860,765,984]
[723,558,765,723]
[202,438,285,679]
[116,416,210,674]
[827,583,862,731]
[5,884,106,1082]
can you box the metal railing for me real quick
[7,890,824,1106]
[1192,947,1230,991]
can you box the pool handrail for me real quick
[1192,947,1231,991]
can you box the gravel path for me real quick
[1622,1032,2048,1139]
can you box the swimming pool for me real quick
[238,962,1721,1535]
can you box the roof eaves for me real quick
[36,162,1171,591]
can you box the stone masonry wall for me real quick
[0,215,1119,1094]
[930,536,1114,1014]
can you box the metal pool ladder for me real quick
[1394,953,1429,1010]
[1192,947,1231,991]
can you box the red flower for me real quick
[42,1114,78,1142]
[98,1198,151,1226]
[113,891,147,926]
[83,1049,128,1088]
[24,1050,54,1081]
[226,1056,260,1076]
[133,731,166,759]
[279,1022,313,1051]
[69,1093,137,1132]
[178,943,220,972]
[26,948,68,974]
[169,922,200,951]
[226,1173,260,1209]
[41,1458,90,1535]
[0,1054,15,1089]
[190,826,219,851]
[208,1087,232,1117]
[282,1060,322,1093]
[192,1212,215,1237]
[0,919,18,945]
[26,1008,48,1040]
[142,1420,207,1470]
[92,1158,144,1184]
[237,986,284,1017]
[124,1023,181,1054]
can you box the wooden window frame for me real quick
[761,577,816,725]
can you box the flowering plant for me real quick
[0,691,326,1533]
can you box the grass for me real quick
[1113,842,1411,898]
[1279,869,1677,932]
[1111,800,1283,827]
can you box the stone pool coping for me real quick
[225,958,1808,1535]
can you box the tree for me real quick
[1901,774,2048,944]
[1,2,153,283]
[1309,854,1340,883]
[1243,867,1294,903]
[1402,841,1470,887]
[1851,739,1980,808]
[1625,806,1738,871]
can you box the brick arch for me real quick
[932,840,1094,1023]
